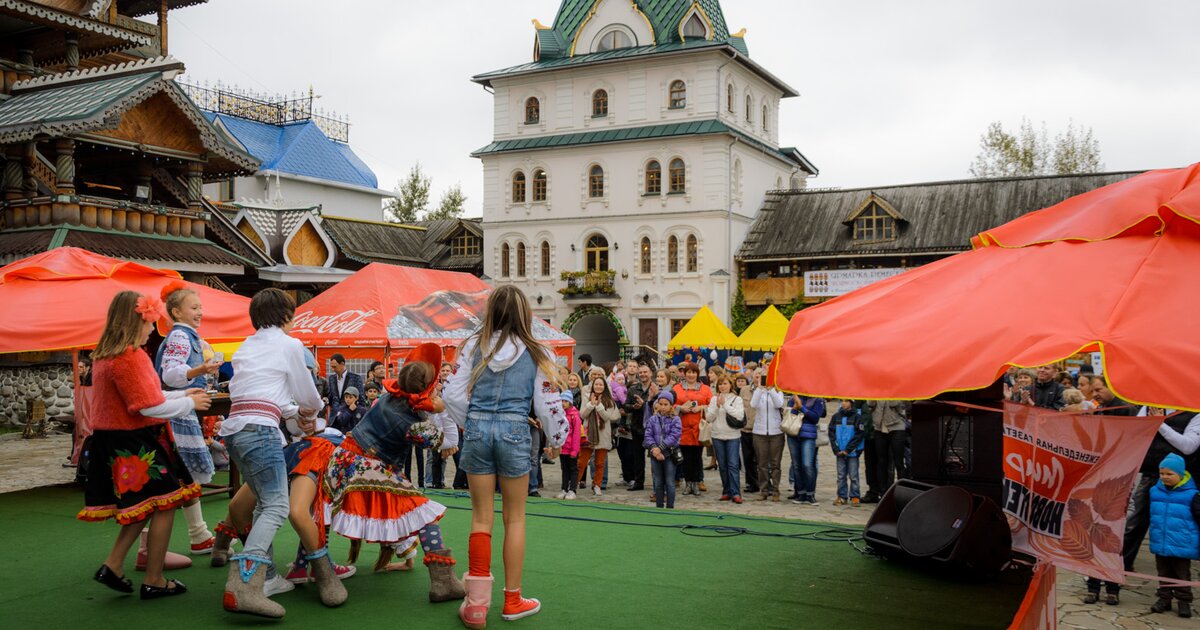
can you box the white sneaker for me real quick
[565,491,576,500]
[264,573,295,597]
[554,490,567,499]
[592,486,602,496]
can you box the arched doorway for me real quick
[562,306,626,367]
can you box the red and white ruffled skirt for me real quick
[322,436,445,543]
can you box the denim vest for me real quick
[350,392,422,469]
[466,344,536,423]
[154,324,206,390]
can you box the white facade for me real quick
[477,6,810,364]
[204,172,388,222]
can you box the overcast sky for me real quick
[170,1,1200,217]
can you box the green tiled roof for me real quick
[471,119,818,175]
[545,0,731,59]
[0,73,156,129]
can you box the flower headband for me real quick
[135,295,166,322]
[160,279,190,302]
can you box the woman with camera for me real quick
[672,363,713,496]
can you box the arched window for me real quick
[511,172,526,203]
[726,83,734,112]
[745,95,752,122]
[524,97,540,124]
[667,235,679,273]
[540,240,551,276]
[585,234,609,272]
[640,237,652,274]
[516,242,526,277]
[686,234,698,272]
[588,165,604,198]
[532,169,547,202]
[668,158,685,193]
[592,89,608,117]
[682,13,707,39]
[595,28,633,52]
[669,80,686,109]
[500,243,511,278]
[645,160,662,194]
[762,105,769,131]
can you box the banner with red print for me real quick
[1001,401,1161,583]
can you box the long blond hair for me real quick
[463,285,560,393]
[94,291,146,359]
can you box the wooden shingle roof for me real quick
[737,171,1144,262]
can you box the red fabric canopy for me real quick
[0,247,253,353]
[291,263,573,351]
[772,164,1200,412]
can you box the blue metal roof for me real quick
[206,113,379,189]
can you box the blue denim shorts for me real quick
[458,414,532,478]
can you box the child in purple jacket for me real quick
[644,391,683,509]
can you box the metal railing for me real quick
[178,83,350,143]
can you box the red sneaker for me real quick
[502,588,541,621]
[285,563,311,584]
[334,563,356,580]
[719,495,730,501]
[190,536,215,555]
[732,496,743,504]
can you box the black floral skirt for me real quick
[77,424,200,525]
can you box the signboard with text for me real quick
[804,268,904,297]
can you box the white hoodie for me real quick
[442,334,568,448]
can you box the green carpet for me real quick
[0,477,1028,629]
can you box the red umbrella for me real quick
[771,164,1200,412]
[0,247,253,353]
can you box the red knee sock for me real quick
[468,532,491,577]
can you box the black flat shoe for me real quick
[140,579,187,600]
[95,564,133,593]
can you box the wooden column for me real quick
[158,0,169,56]
[16,48,32,68]
[64,36,79,71]
[54,138,75,195]
[21,143,36,197]
[186,163,203,211]
[3,147,23,201]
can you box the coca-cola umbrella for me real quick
[770,163,1200,411]
[291,263,573,370]
[0,247,253,353]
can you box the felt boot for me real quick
[459,573,493,629]
[223,556,285,618]
[306,548,348,607]
[211,521,237,568]
[425,549,465,602]
[501,587,541,621]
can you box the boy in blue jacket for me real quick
[1148,453,1199,618]
[827,400,865,506]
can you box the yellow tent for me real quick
[734,305,791,351]
[667,306,739,350]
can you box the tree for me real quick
[384,163,431,223]
[730,282,758,335]
[426,183,466,220]
[969,118,1103,178]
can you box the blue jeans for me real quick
[460,414,532,478]
[225,424,289,565]
[836,455,860,500]
[528,428,543,493]
[650,455,677,508]
[712,437,742,498]
[789,435,818,501]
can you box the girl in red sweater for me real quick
[78,291,211,599]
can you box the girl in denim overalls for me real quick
[443,286,569,629]
[155,283,218,555]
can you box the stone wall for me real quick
[0,365,74,426]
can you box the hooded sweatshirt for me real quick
[442,334,568,448]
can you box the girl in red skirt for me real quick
[79,291,212,599]
[294,343,464,602]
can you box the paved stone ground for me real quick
[2,433,1195,628]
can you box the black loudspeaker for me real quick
[910,400,1004,504]
[864,479,1012,579]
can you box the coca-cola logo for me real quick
[292,309,378,335]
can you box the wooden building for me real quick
[0,0,273,279]
[736,171,1143,306]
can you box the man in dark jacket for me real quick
[326,353,364,403]
[1033,365,1066,410]
[620,364,653,491]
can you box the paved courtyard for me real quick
[1,432,1194,628]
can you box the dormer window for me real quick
[594,26,634,52]
[451,232,481,257]
[682,12,708,40]
[524,97,540,124]
[846,195,903,243]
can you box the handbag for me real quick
[669,445,684,465]
[780,410,803,437]
[698,419,712,446]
